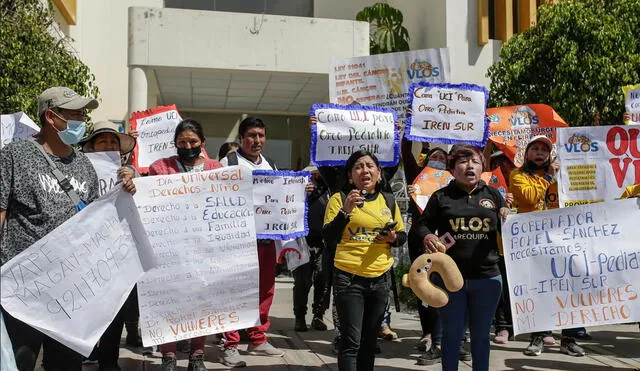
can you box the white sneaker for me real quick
[247,342,285,357]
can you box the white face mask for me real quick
[428,160,447,170]
[51,111,86,145]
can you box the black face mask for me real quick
[177,146,201,162]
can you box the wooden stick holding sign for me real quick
[406,82,489,147]
[310,103,399,167]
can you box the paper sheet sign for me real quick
[406,82,489,147]
[488,104,568,167]
[129,105,182,174]
[310,103,399,167]
[0,189,155,356]
[556,125,640,207]
[623,84,640,125]
[132,166,260,346]
[502,199,640,335]
[328,48,451,123]
[252,170,310,240]
[85,151,121,197]
[1,111,40,149]
[411,167,508,213]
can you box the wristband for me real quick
[338,208,350,218]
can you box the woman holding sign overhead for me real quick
[149,119,221,371]
[323,150,406,371]
[416,144,508,371]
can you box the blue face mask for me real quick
[428,160,447,170]
[52,112,86,145]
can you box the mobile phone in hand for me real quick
[379,221,398,235]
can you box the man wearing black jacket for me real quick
[293,166,329,332]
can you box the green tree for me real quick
[487,0,640,126]
[0,0,99,123]
[356,3,410,55]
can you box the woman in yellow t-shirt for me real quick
[323,150,406,371]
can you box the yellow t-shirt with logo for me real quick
[324,192,405,278]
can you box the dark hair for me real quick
[174,119,205,144]
[343,150,386,193]
[490,153,513,171]
[238,117,266,137]
[447,144,485,170]
[426,147,448,161]
[218,142,239,160]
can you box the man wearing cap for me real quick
[293,165,329,332]
[0,87,101,370]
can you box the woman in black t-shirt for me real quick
[416,144,509,371]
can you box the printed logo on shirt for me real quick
[479,198,496,209]
[38,173,88,196]
[380,208,391,217]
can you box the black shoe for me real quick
[311,316,327,331]
[459,344,471,361]
[188,354,208,371]
[126,332,143,347]
[560,337,585,357]
[294,316,308,332]
[161,357,177,371]
[417,345,442,366]
[524,335,544,356]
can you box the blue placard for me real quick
[405,82,489,147]
[252,169,311,240]
[309,103,399,167]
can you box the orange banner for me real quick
[488,104,568,166]
[411,167,508,213]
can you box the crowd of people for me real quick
[1,86,638,371]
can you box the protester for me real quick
[322,150,406,371]
[218,117,285,367]
[416,144,508,371]
[401,137,448,364]
[218,141,239,160]
[79,120,139,370]
[488,151,515,345]
[1,87,116,371]
[148,119,222,371]
[293,165,329,332]
[509,135,587,357]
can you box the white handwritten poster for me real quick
[329,48,450,122]
[406,82,489,147]
[503,199,640,335]
[0,189,155,356]
[86,151,121,197]
[623,84,640,125]
[310,104,398,166]
[129,104,182,173]
[252,170,310,239]
[1,112,40,149]
[133,166,260,346]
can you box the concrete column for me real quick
[128,66,148,123]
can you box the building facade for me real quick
[51,0,555,168]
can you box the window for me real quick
[479,0,545,45]
[164,0,314,17]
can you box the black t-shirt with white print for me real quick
[416,180,506,279]
[0,139,99,264]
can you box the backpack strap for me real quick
[226,151,239,166]
[28,138,86,210]
[381,191,397,219]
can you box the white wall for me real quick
[66,0,163,123]
[444,0,502,87]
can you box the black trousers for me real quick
[334,268,390,371]
[292,246,327,318]
[2,307,82,371]
[408,228,439,336]
[494,257,513,335]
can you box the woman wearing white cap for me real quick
[509,135,587,357]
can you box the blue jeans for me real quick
[333,268,390,371]
[435,274,502,371]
